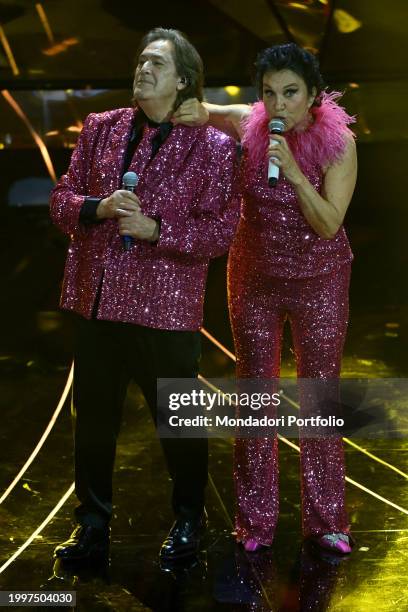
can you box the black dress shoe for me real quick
[160,511,208,561]
[53,525,110,561]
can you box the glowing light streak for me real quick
[35,3,55,45]
[0,26,19,76]
[0,90,57,183]
[201,327,236,361]
[0,483,74,574]
[0,363,73,505]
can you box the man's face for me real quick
[133,39,184,109]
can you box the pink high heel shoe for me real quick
[315,533,352,554]
[243,538,263,552]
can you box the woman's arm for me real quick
[269,133,357,239]
[173,99,251,140]
[296,136,357,239]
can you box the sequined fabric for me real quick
[230,264,351,543]
[229,96,354,544]
[50,108,240,330]
[235,93,355,278]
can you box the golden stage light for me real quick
[224,86,241,97]
[0,25,19,76]
[334,9,362,33]
[1,90,57,183]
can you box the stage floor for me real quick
[0,319,407,612]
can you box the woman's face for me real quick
[262,69,316,130]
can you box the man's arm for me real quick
[49,113,99,236]
[173,99,251,140]
[153,134,241,259]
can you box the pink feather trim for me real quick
[241,91,356,171]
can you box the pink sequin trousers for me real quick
[228,255,351,545]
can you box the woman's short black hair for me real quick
[255,43,325,105]
[133,27,204,109]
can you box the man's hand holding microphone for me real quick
[96,189,159,246]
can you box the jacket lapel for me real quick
[98,108,135,189]
[129,125,201,214]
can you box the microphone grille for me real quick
[122,171,139,188]
[268,117,285,133]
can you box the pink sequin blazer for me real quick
[50,108,240,330]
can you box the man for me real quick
[50,27,240,563]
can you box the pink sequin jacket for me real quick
[50,108,240,330]
[230,92,355,278]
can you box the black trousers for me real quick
[72,315,208,528]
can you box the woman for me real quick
[174,43,357,554]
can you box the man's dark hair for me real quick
[255,43,325,106]
[133,27,204,109]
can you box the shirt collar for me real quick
[132,108,173,141]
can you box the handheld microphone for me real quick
[121,171,139,251]
[268,117,285,187]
